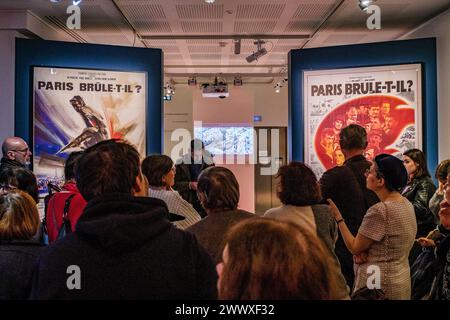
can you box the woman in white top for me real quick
[142,155,201,229]
[329,154,417,299]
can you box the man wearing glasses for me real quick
[0,136,32,176]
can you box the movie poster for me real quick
[33,67,146,194]
[303,64,422,178]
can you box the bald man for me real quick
[0,137,32,175]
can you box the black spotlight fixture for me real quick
[233,39,241,55]
[246,40,267,63]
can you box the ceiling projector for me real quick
[202,83,229,98]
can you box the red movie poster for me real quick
[303,64,422,178]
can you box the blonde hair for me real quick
[0,190,40,241]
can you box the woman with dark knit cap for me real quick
[328,154,417,299]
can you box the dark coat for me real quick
[0,157,25,177]
[0,239,44,300]
[173,153,214,217]
[319,154,379,287]
[186,208,255,264]
[31,193,217,299]
[402,176,437,237]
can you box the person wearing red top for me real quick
[45,151,87,243]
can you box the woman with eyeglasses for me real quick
[142,155,201,229]
[328,154,417,299]
[0,190,45,299]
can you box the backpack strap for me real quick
[63,194,77,221]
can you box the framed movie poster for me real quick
[303,63,422,178]
[33,66,147,194]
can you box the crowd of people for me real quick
[0,129,449,300]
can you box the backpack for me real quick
[41,192,76,243]
[57,193,76,240]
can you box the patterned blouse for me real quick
[148,188,201,230]
[355,198,417,299]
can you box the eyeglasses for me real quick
[0,183,17,193]
[10,148,29,154]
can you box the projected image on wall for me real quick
[194,126,253,155]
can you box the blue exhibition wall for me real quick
[289,38,438,175]
[15,38,163,154]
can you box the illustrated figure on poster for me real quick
[332,115,345,137]
[319,128,336,168]
[364,144,380,161]
[368,129,383,150]
[333,147,345,166]
[381,102,391,120]
[345,107,359,126]
[58,96,109,154]
[313,95,416,171]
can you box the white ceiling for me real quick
[1,0,449,82]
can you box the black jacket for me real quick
[402,176,437,236]
[0,239,44,300]
[174,153,214,217]
[0,157,25,176]
[31,193,217,299]
[319,154,379,287]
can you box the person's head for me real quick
[364,144,379,161]
[0,167,39,204]
[381,102,391,115]
[190,139,205,163]
[0,190,40,241]
[366,154,408,192]
[1,137,32,166]
[368,130,383,146]
[444,172,450,203]
[320,128,335,147]
[402,148,431,179]
[435,159,450,184]
[345,107,358,125]
[368,105,380,118]
[64,151,84,182]
[359,105,368,114]
[75,139,147,201]
[70,95,85,112]
[383,116,395,131]
[141,155,175,189]
[197,166,239,212]
[216,219,338,300]
[339,124,368,154]
[333,115,344,131]
[275,162,321,206]
[333,148,345,166]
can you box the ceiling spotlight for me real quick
[233,39,241,55]
[234,75,243,86]
[246,40,268,63]
[358,0,375,11]
[188,76,197,86]
[204,0,215,3]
